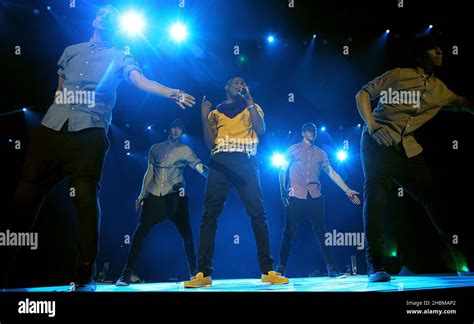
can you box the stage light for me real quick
[267,35,275,43]
[321,126,326,132]
[313,34,316,39]
[120,11,146,36]
[22,108,27,112]
[9,139,13,143]
[126,152,131,156]
[429,24,433,29]
[271,152,288,168]
[390,250,397,257]
[147,126,151,130]
[336,150,348,161]
[46,6,51,11]
[169,22,188,43]
[385,29,390,34]
[357,124,361,127]
[33,9,40,15]
[462,265,470,272]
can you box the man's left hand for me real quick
[346,189,361,205]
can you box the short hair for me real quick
[415,35,440,59]
[169,119,187,133]
[98,4,120,15]
[226,76,246,87]
[302,122,317,133]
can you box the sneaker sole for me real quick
[115,282,129,287]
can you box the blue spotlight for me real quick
[169,22,188,43]
[271,152,288,168]
[385,29,390,34]
[429,24,433,29]
[9,139,13,143]
[321,126,326,132]
[22,108,27,112]
[126,152,131,156]
[313,34,316,39]
[337,150,348,161]
[120,11,146,36]
[33,9,40,15]
[357,123,361,127]
[46,6,51,11]
[147,126,151,130]
[267,35,275,43]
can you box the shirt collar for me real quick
[301,139,314,148]
[415,66,435,80]
[88,37,114,49]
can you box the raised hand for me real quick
[201,95,213,117]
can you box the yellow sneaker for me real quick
[183,272,212,288]
[261,271,289,284]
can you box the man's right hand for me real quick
[135,195,145,212]
[201,95,213,118]
[369,123,395,147]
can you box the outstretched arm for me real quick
[325,165,361,205]
[129,70,195,110]
[443,96,474,115]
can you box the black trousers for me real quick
[14,122,109,283]
[277,195,334,273]
[198,152,273,276]
[122,192,197,276]
[361,132,456,275]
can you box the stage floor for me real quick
[5,274,474,292]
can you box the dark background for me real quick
[0,0,472,288]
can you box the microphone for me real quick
[240,87,248,97]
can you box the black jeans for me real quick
[14,122,109,283]
[122,192,197,276]
[198,152,273,276]
[361,132,456,275]
[277,195,334,273]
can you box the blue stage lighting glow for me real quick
[267,35,275,43]
[46,6,51,11]
[357,124,361,127]
[313,34,316,39]
[429,24,433,29]
[22,108,27,112]
[385,29,390,34]
[120,11,145,35]
[271,152,288,168]
[126,152,131,156]
[321,126,326,132]
[169,22,188,42]
[147,126,151,130]
[337,150,348,161]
